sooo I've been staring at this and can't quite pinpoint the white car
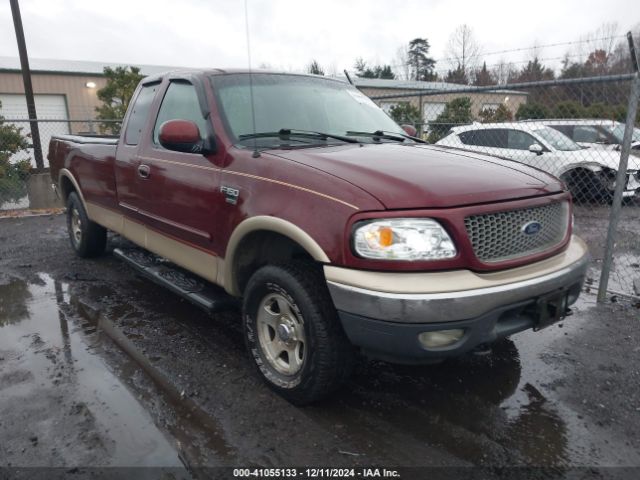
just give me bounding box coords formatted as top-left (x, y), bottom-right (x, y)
top-left (436, 122), bottom-right (640, 202)
top-left (523, 119), bottom-right (640, 151)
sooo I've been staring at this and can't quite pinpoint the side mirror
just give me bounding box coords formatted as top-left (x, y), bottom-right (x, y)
top-left (159, 119), bottom-right (214, 154)
top-left (528, 143), bottom-right (543, 155)
top-left (401, 124), bottom-right (418, 137)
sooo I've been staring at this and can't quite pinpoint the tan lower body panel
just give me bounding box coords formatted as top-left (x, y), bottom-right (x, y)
top-left (86, 202), bottom-right (220, 285)
top-left (324, 235), bottom-right (588, 294)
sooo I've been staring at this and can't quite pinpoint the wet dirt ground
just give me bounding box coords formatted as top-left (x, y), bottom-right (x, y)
top-left (1, 214), bottom-right (639, 476)
top-left (572, 204), bottom-right (640, 296)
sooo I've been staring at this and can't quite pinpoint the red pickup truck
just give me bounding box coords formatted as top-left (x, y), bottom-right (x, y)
top-left (49, 70), bottom-right (589, 404)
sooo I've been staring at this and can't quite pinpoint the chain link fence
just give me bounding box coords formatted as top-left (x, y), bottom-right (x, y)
top-left (0, 118), bottom-right (119, 210)
top-left (2, 75), bottom-right (639, 300)
top-left (372, 72), bottom-right (640, 299)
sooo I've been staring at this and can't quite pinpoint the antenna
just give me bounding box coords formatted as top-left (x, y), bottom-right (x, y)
top-left (344, 69), bottom-right (354, 85)
top-left (244, 0), bottom-right (260, 158)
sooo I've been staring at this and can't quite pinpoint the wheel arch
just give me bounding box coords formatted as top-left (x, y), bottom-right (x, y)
top-left (223, 216), bottom-right (330, 296)
top-left (557, 162), bottom-right (610, 177)
top-left (58, 169), bottom-right (87, 209)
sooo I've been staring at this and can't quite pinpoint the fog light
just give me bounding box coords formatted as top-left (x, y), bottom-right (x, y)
top-left (418, 329), bottom-right (465, 348)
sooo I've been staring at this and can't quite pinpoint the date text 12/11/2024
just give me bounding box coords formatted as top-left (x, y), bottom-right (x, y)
top-left (232, 468), bottom-right (401, 478)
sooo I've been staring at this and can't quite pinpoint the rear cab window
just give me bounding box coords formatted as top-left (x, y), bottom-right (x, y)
top-left (124, 83), bottom-right (159, 145)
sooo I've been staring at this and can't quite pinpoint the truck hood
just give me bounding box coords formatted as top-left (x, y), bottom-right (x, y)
top-left (269, 143), bottom-right (564, 209)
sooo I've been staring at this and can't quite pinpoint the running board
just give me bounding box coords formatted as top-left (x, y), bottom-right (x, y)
top-left (113, 247), bottom-right (238, 314)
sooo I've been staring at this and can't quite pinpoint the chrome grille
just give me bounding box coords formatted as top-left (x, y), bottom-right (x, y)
top-left (464, 202), bottom-right (569, 263)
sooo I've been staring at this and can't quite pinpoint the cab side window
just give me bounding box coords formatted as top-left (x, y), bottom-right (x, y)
top-left (153, 81), bottom-right (209, 146)
top-left (124, 83), bottom-right (158, 145)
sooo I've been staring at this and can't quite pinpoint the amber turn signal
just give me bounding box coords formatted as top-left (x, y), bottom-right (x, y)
top-left (378, 227), bottom-right (394, 247)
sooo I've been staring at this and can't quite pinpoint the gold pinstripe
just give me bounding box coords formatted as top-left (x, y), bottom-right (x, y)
top-left (137, 155), bottom-right (360, 210)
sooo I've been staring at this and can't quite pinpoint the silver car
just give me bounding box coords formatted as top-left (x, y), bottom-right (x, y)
top-left (436, 122), bottom-right (640, 202)
top-left (523, 119), bottom-right (640, 151)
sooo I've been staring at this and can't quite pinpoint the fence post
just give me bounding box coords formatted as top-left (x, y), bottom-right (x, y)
top-left (597, 32), bottom-right (640, 302)
top-left (418, 94), bottom-right (424, 137)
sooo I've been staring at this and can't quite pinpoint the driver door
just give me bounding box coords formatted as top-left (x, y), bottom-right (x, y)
top-left (135, 79), bottom-right (224, 259)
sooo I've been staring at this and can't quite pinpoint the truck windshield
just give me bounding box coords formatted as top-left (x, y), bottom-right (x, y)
top-left (211, 73), bottom-right (406, 146)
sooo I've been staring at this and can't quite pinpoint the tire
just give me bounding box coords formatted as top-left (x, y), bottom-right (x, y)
top-left (66, 192), bottom-right (107, 258)
top-left (243, 262), bottom-right (354, 405)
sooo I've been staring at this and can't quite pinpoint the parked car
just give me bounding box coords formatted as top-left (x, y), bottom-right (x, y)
top-left (436, 122), bottom-right (640, 202)
top-left (522, 119), bottom-right (640, 151)
top-left (49, 71), bottom-right (588, 404)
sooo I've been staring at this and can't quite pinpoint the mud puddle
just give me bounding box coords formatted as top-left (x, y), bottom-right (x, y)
top-left (0, 273), bottom-right (230, 470)
top-left (304, 294), bottom-right (640, 467)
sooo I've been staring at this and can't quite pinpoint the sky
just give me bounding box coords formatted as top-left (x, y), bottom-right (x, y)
top-left (0, 0), bottom-right (638, 76)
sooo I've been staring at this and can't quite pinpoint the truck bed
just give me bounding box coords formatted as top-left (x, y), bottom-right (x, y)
top-left (48, 135), bottom-right (120, 212)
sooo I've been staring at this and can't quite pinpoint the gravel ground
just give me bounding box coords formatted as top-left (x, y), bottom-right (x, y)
top-left (0, 214), bottom-right (639, 479)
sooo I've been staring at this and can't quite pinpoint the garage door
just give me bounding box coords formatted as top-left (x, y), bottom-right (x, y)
top-left (0, 94), bottom-right (70, 168)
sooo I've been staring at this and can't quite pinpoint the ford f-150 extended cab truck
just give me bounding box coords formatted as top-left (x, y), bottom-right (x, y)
top-left (49, 70), bottom-right (589, 404)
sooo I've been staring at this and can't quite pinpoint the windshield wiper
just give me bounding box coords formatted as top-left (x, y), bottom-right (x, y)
top-left (239, 129), bottom-right (359, 144)
top-left (346, 130), bottom-right (405, 142)
top-left (346, 130), bottom-right (427, 143)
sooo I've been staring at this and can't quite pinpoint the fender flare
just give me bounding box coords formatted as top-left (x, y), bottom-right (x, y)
top-left (223, 216), bottom-right (330, 295)
top-left (58, 169), bottom-right (88, 209)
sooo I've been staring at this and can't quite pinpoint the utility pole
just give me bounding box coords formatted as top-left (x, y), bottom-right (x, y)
top-left (10, 0), bottom-right (44, 171)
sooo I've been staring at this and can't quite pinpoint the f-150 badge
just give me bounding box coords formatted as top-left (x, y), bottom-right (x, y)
top-left (220, 185), bottom-right (240, 205)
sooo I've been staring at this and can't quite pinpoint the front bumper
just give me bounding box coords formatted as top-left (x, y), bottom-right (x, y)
top-left (325, 236), bottom-right (589, 363)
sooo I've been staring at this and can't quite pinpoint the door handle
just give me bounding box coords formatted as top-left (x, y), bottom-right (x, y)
top-left (138, 164), bottom-right (150, 179)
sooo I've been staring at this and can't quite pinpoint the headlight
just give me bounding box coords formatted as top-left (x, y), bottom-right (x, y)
top-left (353, 218), bottom-right (456, 260)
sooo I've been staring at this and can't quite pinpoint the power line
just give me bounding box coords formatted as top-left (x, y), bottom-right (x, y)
top-left (434, 34), bottom-right (626, 64)
top-left (384, 35), bottom-right (626, 69)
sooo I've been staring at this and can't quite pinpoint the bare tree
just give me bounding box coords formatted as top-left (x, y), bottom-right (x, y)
top-left (444, 25), bottom-right (481, 78)
top-left (326, 61), bottom-right (339, 77)
top-left (567, 22), bottom-right (620, 67)
top-left (393, 45), bottom-right (411, 80)
top-left (607, 23), bottom-right (639, 73)
top-left (585, 22), bottom-right (620, 58)
top-left (491, 58), bottom-right (513, 86)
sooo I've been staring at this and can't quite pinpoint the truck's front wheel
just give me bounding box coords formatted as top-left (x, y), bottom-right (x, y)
top-left (66, 192), bottom-right (107, 258)
top-left (243, 262), bottom-right (354, 405)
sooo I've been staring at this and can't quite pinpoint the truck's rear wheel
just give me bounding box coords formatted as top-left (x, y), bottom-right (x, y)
top-left (243, 262), bottom-right (354, 405)
top-left (66, 192), bottom-right (107, 258)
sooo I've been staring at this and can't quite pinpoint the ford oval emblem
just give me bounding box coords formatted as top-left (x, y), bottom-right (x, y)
top-left (522, 221), bottom-right (542, 235)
